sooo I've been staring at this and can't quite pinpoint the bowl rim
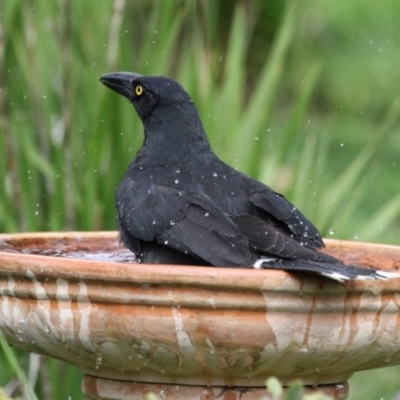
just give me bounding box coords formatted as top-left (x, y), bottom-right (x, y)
top-left (1, 231), bottom-right (400, 292)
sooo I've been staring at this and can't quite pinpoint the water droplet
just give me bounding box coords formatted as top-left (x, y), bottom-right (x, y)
top-left (170, 220), bottom-right (175, 225)
top-left (340, 143), bottom-right (344, 147)
top-left (354, 234), bottom-right (359, 239)
top-left (213, 172), bottom-right (218, 177)
top-left (164, 240), bottom-right (169, 245)
top-left (204, 213), bottom-right (209, 217)
top-left (329, 229), bottom-right (335, 235)
top-left (174, 179), bottom-right (179, 184)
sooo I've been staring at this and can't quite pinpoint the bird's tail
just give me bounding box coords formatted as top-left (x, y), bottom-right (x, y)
top-left (256, 258), bottom-right (400, 282)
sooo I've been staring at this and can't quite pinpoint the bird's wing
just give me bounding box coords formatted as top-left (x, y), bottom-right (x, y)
top-left (250, 190), bottom-right (324, 250)
top-left (117, 182), bottom-right (256, 266)
top-left (230, 213), bottom-right (338, 263)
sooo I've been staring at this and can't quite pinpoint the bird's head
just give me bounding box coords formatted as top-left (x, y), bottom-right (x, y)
top-left (100, 72), bottom-right (194, 120)
top-left (100, 71), bottom-right (211, 158)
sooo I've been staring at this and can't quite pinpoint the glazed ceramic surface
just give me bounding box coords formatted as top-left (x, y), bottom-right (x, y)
top-left (0, 232), bottom-right (400, 386)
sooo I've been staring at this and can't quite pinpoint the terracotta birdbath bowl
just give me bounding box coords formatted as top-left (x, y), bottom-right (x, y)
top-left (1, 231), bottom-right (400, 400)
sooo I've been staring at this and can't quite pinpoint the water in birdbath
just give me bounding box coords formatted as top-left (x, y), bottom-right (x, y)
top-left (0, 234), bottom-right (136, 263)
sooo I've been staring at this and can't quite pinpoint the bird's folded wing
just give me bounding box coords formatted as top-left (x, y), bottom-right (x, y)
top-left (230, 213), bottom-right (339, 264)
top-left (118, 183), bottom-right (256, 267)
top-left (250, 190), bottom-right (324, 249)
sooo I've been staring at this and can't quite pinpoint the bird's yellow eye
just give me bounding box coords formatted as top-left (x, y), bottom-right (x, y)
top-left (135, 85), bottom-right (144, 96)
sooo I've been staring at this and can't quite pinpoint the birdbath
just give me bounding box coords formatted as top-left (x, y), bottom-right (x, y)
top-left (1, 232), bottom-right (400, 400)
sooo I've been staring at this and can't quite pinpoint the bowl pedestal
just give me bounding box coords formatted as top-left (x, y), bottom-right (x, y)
top-left (82, 376), bottom-right (349, 399)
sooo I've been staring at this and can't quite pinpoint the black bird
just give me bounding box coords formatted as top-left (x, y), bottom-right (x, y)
top-left (100, 72), bottom-right (394, 282)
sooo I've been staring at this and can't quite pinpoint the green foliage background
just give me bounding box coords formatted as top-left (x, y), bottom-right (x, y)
top-left (0, 0), bottom-right (400, 399)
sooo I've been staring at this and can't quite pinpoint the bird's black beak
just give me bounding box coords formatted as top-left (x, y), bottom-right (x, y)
top-left (100, 72), bottom-right (142, 100)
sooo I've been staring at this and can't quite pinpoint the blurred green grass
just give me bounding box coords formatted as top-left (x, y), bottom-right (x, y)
top-left (1, 0), bottom-right (400, 399)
